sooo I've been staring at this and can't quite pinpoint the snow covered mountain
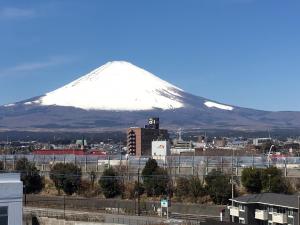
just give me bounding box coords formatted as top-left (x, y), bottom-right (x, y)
top-left (1, 61), bottom-right (300, 131)
top-left (35, 61), bottom-right (185, 111)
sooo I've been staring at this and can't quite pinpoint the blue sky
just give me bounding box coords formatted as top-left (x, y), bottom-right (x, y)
top-left (0, 0), bottom-right (299, 111)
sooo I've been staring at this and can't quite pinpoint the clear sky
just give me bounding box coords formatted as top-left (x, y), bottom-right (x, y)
top-left (0, 0), bottom-right (299, 111)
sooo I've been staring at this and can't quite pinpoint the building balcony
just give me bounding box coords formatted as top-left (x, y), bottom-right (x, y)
top-left (255, 209), bottom-right (268, 221)
top-left (272, 212), bottom-right (287, 224)
top-left (229, 206), bottom-right (239, 217)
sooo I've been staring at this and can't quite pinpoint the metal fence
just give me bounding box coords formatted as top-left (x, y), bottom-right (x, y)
top-left (1, 154), bottom-right (300, 178)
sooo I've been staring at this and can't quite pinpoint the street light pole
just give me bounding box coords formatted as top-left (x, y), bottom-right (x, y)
top-left (268, 145), bottom-right (275, 167)
top-left (231, 148), bottom-right (234, 206)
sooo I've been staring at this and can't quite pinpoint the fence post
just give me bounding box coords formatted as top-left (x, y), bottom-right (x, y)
top-left (284, 158), bottom-right (287, 177)
top-left (85, 155), bottom-right (87, 172)
top-left (12, 155), bottom-right (15, 171)
top-left (206, 157), bottom-right (209, 175)
top-left (3, 155), bottom-right (6, 170)
top-left (96, 157), bottom-right (99, 172)
top-left (192, 155), bottom-right (195, 176)
top-left (178, 155), bottom-right (181, 175)
top-left (236, 156), bottom-right (238, 176)
top-left (221, 156), bottom-right (223, 172)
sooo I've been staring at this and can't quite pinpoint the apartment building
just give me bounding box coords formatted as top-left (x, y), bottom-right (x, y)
top-left (229, 193), bottom-right (299, 225)
top-left (127, 118), bottom-right (169, 156)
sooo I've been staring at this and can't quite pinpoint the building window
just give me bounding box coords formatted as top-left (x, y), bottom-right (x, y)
top-left (288, 209), bottom-right (293, 217)
top-left (239, 205), bottom-right (245, 211)
top-left (277, 207), bottom-right (285, 214)
top-left (0, 207), bottom-right (8, 225)
top-left (268, 206), bottom-right (272, 213)
top-left (239, 218), bottom-right (245, 224)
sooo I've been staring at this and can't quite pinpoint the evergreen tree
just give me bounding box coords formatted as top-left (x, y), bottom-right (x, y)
top-left (16, 158), bottom-right (44, 194)
top-left (50, 163), bottom-right (81, 195)
top-left (241, 168), bottom-right (263, 193)
top-left (99, 167), bottom-right (121, 198)
top-left (142, 158), bottom-right (169, 197)
top-left (262, 167), bottom-right (291, 193)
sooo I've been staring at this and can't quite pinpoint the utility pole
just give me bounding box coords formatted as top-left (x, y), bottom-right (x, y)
top-left (231, 148), bottom-right (234, 206)
top-left (137, 168), bottom-right (140, 216)
top-left (298, 196), bottom-right (300, 225)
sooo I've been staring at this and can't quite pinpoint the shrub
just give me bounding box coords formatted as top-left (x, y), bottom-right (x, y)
top-left (122, 181), bottom-right (144, 199)
top-left (175, 177), bottom-right (190, 198)
top-left (189, 176), bottom-right (205, 200)
top-left (205, 169), bottom-right (232, 205)
top-left (0, 161), bottom-right (4, 171)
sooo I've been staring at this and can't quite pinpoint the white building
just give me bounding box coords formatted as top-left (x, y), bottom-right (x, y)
top-left (152, 140), bottom-right (170, 157)
top-left (0, 173), bottom-right (23, 225)
top-left (253, 138), bottom-right (272, 146)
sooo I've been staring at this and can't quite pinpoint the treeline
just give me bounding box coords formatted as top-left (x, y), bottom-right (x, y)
top-left (0, 158), bottom-right (234, 204)
top-left (241, 167), bottom-right (293, 194)
top-left (0, 158), bottom-right (294, 205)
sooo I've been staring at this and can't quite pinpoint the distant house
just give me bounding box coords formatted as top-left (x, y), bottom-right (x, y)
top-left (229, 193), bottom-right (299, 225)
top-left (253, 138), bottom-right (272, 147)
top-left (0, 173), bottom-right (23, 225)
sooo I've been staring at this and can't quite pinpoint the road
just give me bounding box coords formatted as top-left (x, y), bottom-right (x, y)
top-left (24, 206), bottom-right (180, 225)
top-left (25, 194), bottom-right (223, 217)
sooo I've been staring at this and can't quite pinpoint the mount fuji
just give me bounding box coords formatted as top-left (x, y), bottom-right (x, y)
top-left (1, 61), bottom-right (300, 132)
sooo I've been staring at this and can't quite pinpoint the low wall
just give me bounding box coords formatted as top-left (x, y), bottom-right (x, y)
top-left (39, 218), bottom-right (119, 225)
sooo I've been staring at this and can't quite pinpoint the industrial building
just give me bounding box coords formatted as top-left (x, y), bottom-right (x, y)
top-left (127, 118), bottom-right (169, 156)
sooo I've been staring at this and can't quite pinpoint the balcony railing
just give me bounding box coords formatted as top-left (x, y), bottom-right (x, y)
top-left (272, 212), bottom-right (287, 224)
top-left (229, 206), bottom-right (239, 217)
top-left (255, 209), bottom-right (268, 221)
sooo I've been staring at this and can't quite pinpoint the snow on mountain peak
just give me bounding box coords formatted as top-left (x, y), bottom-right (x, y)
top-left (204, 101), bottom-right (234, 111)
top-left (38, 61), bottom-right (185, 111)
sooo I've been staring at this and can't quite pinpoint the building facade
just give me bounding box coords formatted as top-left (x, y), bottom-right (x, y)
top-left (229, 193), bottom-right (299, 225)
top-left (0, 173), bottom-right (23, 225)
top-left (127, 118), bottom-right (169, 156)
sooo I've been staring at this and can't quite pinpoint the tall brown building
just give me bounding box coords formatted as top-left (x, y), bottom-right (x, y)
top-left (127, 118), bottom-right (169, 156)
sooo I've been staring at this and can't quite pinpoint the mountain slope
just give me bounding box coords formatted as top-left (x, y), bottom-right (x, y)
top-left (1, 61), bottom-right (300, 132)
top-left (27, 61), bottom-right (185, 111)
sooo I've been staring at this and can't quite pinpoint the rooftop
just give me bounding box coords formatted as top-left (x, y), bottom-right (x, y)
top-left (231, 193), bottom-right (300, 209)
top-left (0, 173), bottom-right (21, 183)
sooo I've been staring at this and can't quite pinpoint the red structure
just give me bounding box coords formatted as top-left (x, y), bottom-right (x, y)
top-left (32, 149), bottom-right (106, 156)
